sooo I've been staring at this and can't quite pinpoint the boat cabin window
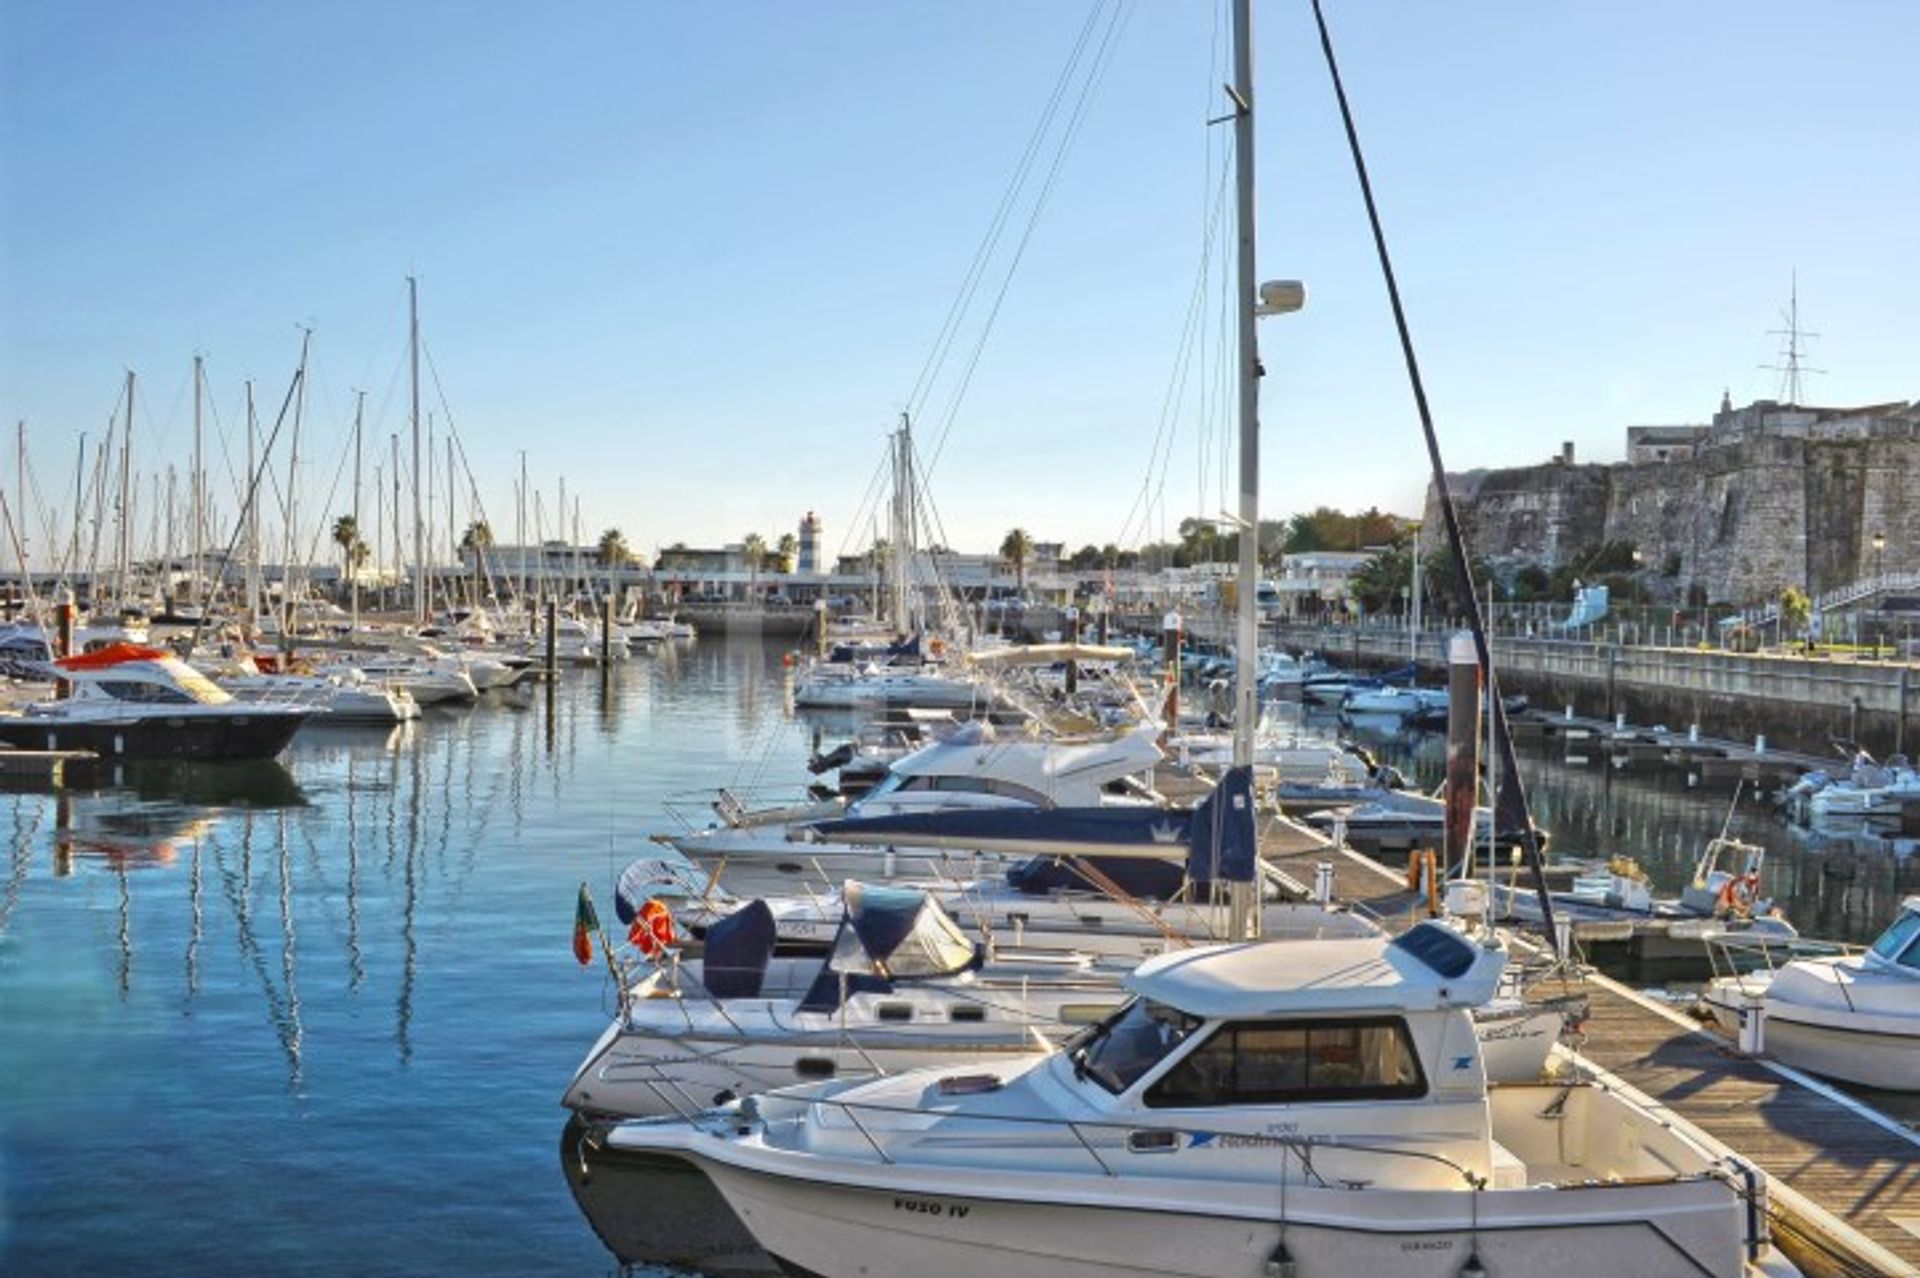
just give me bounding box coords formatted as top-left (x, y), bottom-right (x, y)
top-left (97, 680), bottom-right (196, 705)
top-left (1869, 911), bottom-right (1920, 968)
top-left (1145, 1016), bottom-right (1426, 1108)
top-left (1069, 999), bottom-right (1200, 1095)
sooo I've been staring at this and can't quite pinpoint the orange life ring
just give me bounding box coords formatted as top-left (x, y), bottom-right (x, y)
top-left (1717, 874), bottom-right (1759, 916)
top-left (629, 897), bottom-right (676, 957)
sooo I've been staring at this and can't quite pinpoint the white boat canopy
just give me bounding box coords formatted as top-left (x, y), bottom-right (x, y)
top-left (1125, 921), bottom-right (1505, 1018)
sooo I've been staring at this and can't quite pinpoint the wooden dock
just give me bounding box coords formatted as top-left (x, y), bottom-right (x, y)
top-left (1510, 707), bottom-right (1831, 790)
top-left (1258, 814), bottom-right (1920, 1278)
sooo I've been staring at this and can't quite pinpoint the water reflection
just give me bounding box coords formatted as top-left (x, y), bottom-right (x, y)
top-left (560, 1116), bottom-right (773, 1277)
top-left (1288, 703), bottom-right (1918, 945)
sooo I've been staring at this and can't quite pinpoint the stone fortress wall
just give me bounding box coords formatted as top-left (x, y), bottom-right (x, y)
top-left (1426, 396), bottom-right (1920, 604)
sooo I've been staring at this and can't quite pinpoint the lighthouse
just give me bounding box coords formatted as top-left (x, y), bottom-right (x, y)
top-left (798, 511), bottom-right (822, 575)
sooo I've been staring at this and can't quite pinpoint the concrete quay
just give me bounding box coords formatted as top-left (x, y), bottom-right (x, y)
top-left (1262, 619), bottom-right (1918, 759)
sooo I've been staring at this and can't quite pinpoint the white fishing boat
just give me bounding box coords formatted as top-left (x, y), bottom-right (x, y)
top-left (562, 883), bottom-right (1127, 1118)
top-left (1699, 896), bottom-right (1920, 1091)
top-left (607, 922), bottom-right (1785, 1277)
top-left (1490, 836), bottom-right (1797, 944)
top-left (1794, 753), bottom-right (1920, 823)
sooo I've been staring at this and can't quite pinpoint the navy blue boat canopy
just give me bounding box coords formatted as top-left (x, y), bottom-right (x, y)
top-left (700, 899), bottom-right (777, 999)
top-left (1186, 765), bottom-right (1257, 885)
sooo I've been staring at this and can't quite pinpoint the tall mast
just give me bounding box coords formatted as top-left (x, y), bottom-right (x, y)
top-left (446, 433), bottom-right (456, 609)
top-left (1228, 0), bottom-right (1261, 941)
top-left (284, 328), bottom-right (311, 634)
top-left (70, 432), bottom-right (85, 587)
top-left (192, 353), bottom-right (204, 614)
top-left (409, 276), bottom-right (425, 625)
top-left (890, 417), bottom-right (912, 634)
top-left (391, 434), bottom-right (402, 613)
top-left (15, 421), bottom-right (26, 576)
top-left (351, 390), bottom-right (365, 633)
top-left (246, 381), bottom-right (261, 627)
top-left (517, 451), bottom-right (528, 610)
top-left (118, 370), bottom-right (135, 609)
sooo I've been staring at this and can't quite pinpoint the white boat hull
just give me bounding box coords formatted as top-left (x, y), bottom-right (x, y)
top-left (656, 1137), bottom-right (1759, 1278)
top-left (1702, 979), bottom-right (1920, 1091)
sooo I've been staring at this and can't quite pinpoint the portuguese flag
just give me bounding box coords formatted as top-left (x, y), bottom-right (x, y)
top-left (572, 883), bottom-right (598, 967)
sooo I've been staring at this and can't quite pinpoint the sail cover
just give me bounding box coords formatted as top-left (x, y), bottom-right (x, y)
top-left (699, 899), bottom-right (777, 999)
top-left (1187, 766), bottom-right (1257, 884)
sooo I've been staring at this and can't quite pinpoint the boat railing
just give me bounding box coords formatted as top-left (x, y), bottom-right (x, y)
top-left (658, 785), bottom-right (836, 834)
top-left (1703, 930), bottom-right (1859, 983)
top-left (749, 1087), bottom-right (1495, 1190)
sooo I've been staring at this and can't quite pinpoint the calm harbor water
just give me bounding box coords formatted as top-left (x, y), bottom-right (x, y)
top-left (2, 643), bottom-right (1915, 1275)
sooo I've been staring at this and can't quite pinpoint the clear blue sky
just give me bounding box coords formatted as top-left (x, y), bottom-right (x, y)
top-left (3, 1), bottom-right (1915, 569)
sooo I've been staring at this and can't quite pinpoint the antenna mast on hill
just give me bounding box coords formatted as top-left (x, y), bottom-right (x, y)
top-left (1762, 270), bottom-right (1825, 406)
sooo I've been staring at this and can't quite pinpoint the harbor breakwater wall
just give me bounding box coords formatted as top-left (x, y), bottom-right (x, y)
top-left (1266, 620), bottom-right (1918, 759)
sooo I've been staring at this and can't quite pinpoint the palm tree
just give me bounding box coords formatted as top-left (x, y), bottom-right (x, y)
top-left (775, 532), bottom-right (798, 573)
top-left (742, 532), bottom-right (767, 598)
top-left (332, 515), bottom-right (363, 579)
top-left (1000, 527), bottom-right (1034, 595)
top-left (459, 519), bottom-right (493, 557)
top-left (597, 527), bottom-right (631, 569)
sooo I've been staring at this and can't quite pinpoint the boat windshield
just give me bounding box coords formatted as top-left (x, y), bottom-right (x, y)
top-left (1869, 910), bottom-right (1920, 967)
top-left (1068, 998), bottom-right (1200, 1096)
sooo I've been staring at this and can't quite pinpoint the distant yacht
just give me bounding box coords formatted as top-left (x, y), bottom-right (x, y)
top-left (0, 642), bottom-right (312, 760)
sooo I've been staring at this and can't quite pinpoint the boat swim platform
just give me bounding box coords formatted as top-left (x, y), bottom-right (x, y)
top-left (1257, 815), bottom-right (1920, 1278)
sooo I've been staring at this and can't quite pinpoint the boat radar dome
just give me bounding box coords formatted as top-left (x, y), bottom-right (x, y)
top-left (1256, 278), bottom-right (1307, 316)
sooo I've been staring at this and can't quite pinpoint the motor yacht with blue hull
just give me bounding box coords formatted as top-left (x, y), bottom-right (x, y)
top-left (661, 720), bottom-right (1166, 896)
top-left (0, 643), bottom-right (312, 761)
top-left (608, 923), bottom-right (1792, 1278)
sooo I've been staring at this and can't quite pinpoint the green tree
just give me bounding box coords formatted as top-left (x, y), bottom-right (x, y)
top-left (458, 519), bottom-right (493, 555)
top-left (775, 532), bottom-right (798, 572)
top-left (1350, 546), bottom-right (1413, 614)
top-left (1000, 527), bottom-right (1034, 593)
top-left (332, 515), bottom-right (370, 576)
top-left (597, 527), bottom-right (631, 568)
top-left (742, 532), bottom-right (767, 596)
top-left (1778, 585), bottom-right (1812, 644)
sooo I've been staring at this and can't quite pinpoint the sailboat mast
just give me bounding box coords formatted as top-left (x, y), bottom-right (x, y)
top-left (1227, 0), bottom-right (1262, 941)
top-left (284, 328), bottom-right (311, 635)
top-left (246, 381), bottom-right (261, 627)
top-left (118, 370), bottom-right (134, 609)
top-left (192, 353), bottom-right (203, 615)
top-left (409, 276), bottom-right (425, 625)
top-left (890, 418), bottom-right (911, 635)
top-left (352, 390), bottom-right (365, 633)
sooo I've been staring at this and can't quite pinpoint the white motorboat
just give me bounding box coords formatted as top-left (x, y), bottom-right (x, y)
top-left (661, 720), bottom-right (1166, 895)
top-left (612, 854), bottom-right (1564, 1088)
top-left (318, 652), bottom-right (478, 705)
top-left (1700, 895), bottom-right (1920, 1091)
top-left (211, 662), bottom-right (420, 724)
top-left (793, 661), bottom-right (991, 711)
top-left (1490, 836), bottom-right (1797, 943)
top-left (1797, 753), bottom-right (1920, 823)
top-left (0, 642), bottom-right (312, 760)
top-left (607, 922), bottom-right (1785, 1277)
top-left (562, 883), bottom-right (1127, 1118)
top-left (1342, 684), bottom-right (1447, 719)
